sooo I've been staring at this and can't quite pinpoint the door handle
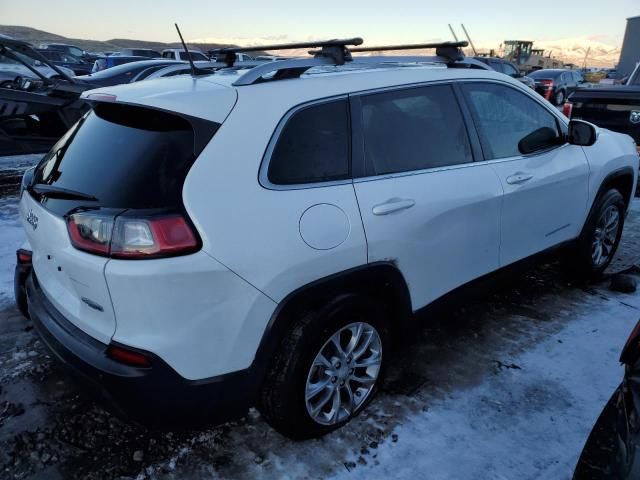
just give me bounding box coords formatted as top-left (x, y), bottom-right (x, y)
top-left (506, 173), bottom-right (534, 185)
top-left (372, 198), bottom-right (415, 216)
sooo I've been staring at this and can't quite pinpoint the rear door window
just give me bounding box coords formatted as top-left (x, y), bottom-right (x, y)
top-left (267, 99), bottom-right (350, 185)
top-left (462, 82), bottom-right (561, 159)
top-left (360, 85), bottom-right (473, 175)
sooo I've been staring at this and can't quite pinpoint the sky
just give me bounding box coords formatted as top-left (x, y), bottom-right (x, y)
top-left (0, 0), bottom-right (638, 48)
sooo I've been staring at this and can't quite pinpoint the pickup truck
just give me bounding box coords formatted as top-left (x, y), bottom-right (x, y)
top-left (564, 66), bottom-right (640, 148)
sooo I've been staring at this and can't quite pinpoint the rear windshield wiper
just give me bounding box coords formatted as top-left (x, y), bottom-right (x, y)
top-left (29, 184), bottom-right (98, 202)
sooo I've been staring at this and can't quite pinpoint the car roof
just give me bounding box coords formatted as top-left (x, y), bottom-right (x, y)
top-left (84, 62), bottom-right (516, 122)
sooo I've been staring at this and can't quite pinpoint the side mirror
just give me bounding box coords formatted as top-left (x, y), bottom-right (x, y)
top-left (518, 127), bottom-right (560, 154)
top-left (568, 119), bottom-right (597, 146)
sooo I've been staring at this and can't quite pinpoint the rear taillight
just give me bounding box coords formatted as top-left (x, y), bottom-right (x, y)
top-left (562, 102), bottom-right (573, 118)
top-left (540, 79), bottom-right (554, 87)
top-left (16, 249), bottom-right (32, 265)
top-left (620, 319), bottom-right (640, 365)
top-left (111, 215), bottom-right (198, 259)
top-left (66, 211), bottom-right (199, 259)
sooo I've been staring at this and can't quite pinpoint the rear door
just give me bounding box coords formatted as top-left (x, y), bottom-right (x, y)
top-left (352, 84), bottom-right (503, 310)
top-left (461, 81), bottom-right (589, 266)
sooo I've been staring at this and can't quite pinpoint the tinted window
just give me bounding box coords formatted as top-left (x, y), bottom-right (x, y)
top-left (528, 70), bottom-right (562, 79)
top-left (32, 103), bottom-right (218, 215)
top-left (361, 85), bottom-right (472, 175)
top-left (503, 63), bottom-right (519, 76)
top-left (462, 83), bottom-right (561, 159)
top-left (268, 100), bottom-right (350, 185)
top-left (180, 52), bottom-right (208, 61)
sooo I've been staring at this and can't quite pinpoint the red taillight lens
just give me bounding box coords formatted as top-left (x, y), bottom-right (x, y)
top-left (67, 212), bottom-right (114, 256)
top-left (16, 249), bottom-right (32, 264)
top-left (621, 319), bottom-right (640, 365)
top-left (66, 211), bottom-right (198, 259)
top-left (541, 79), bottom-right (554, 87)
top-left (562, 102), bottom-right (573, 118)
top-left (111, 215), bottom-right (198, 259)
top-left (106, 344), bottom-right (151, 367)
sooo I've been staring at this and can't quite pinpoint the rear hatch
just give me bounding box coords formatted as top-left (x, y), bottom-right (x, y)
top-left (569, 86), bottom-right (640, 143)
top-left (20, 100), bottom-right (220, 343)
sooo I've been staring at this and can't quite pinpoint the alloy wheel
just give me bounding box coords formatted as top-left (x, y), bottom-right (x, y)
top-left (305, 322), bottom-right (382, 426)
top-left (592, 204), bottom-right (620, 267)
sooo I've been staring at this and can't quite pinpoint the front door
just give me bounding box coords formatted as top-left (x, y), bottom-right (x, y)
top-left (461, 82), bottom-right (589, 266)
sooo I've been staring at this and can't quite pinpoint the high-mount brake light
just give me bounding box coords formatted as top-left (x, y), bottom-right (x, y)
top-left (562, 102), bottom-right (573, 118)
top-left (66, 211), bottom-right (199, 259)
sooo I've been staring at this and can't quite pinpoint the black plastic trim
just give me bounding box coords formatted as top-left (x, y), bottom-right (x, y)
top-left (26, 273), bottom-right (256, 427)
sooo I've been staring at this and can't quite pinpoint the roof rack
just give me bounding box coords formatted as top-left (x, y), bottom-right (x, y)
top-left (349, 41), bottom-right (468, 62)
top-left (209, 37), bottom-right (363, 67)
top-left (212, 38), bottom-right (470, 86)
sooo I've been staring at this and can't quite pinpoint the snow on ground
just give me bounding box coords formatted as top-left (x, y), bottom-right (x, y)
top-left (333, 287), bottom-right (639, 480)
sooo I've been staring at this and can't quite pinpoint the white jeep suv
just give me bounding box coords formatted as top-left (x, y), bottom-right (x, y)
top-left (14, 39), bottom-right (639, 439)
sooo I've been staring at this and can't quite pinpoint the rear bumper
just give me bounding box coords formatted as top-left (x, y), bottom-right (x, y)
top-left (26, 273), bottom-right (256, 427)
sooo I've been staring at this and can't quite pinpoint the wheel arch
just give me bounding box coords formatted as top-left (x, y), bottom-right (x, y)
top-left (248, 262), bottom-right (412, 390)
top-left (595, 166), bottom-right (635, 209)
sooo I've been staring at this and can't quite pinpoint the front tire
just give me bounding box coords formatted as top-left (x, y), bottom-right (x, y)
top-left (258, 295), bottom-right (389, 439)
top-left (572, 189), bottom-right (625, 276)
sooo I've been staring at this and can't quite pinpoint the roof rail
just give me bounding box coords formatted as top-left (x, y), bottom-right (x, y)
top-left (209, 37), bottom-right (363, 66)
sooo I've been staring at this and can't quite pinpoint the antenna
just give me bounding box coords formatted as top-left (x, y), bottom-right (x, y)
top-left (460, 24), bottom-right (477, 56)
top-left (174, 23), bottom-right (208, 76)
top-left (448, 24), bottom-right (459, 42)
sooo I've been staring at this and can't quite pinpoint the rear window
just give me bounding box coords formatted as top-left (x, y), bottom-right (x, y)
top-left (180, 52), bottom-right (208, 61)
top-left (32, 103), bottom-right (218, 214)
top-left (267, 100), bottom-right (350, 185)
top-left (528, 70), bottom-right (562, 79)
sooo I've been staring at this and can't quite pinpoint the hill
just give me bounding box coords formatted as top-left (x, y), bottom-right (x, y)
top-left (0, 25), bottom-right (236, 53)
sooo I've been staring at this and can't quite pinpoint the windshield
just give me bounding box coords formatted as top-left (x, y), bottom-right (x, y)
top-left (0, 50), bottom-right (37, 66)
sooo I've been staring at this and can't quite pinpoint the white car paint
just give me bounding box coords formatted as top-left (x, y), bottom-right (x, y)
top-left (25, 63), bottom-right (639, 383)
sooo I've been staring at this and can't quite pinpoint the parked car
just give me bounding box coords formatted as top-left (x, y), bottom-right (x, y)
top-left (0, 49), bottom-right (75, 82)
top-left (573, 318), bottom-right (640, 479)
top-left (564, 65), bottom-right (640, 169)
top-left (14, 40), bottom-right (638, 440)
top-left (35, 49), bottom-right (93, 75)
top-left (133, 61), bottom-right (224, 81)
top-left (0, 36), bottom-right (95, 155)
top-left (113, 48), bottom-right (162, 59)
top-left (91, 55), bottom-right (149, 73)
top-left (473, 56), bottom-right (535, 88)
top-left (39, 43), bottom-right (101, 62)
top-left (529, 69), bottom-right (586, 105)
top-left (161, 49), bottom-right (210, 61)
top-left (208, 50), bottom-right (254, 62)
top-left (77, 59), bottom-right (184, 86)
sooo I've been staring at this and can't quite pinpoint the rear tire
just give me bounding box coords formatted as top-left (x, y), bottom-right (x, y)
top-left (258, 295), bottom-right (389, 440)
top-left (571, 189), bottom-right (625, 277)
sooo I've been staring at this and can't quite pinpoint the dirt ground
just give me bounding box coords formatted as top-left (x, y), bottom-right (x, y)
top-left (1, 184), bottom-right (639, 479)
